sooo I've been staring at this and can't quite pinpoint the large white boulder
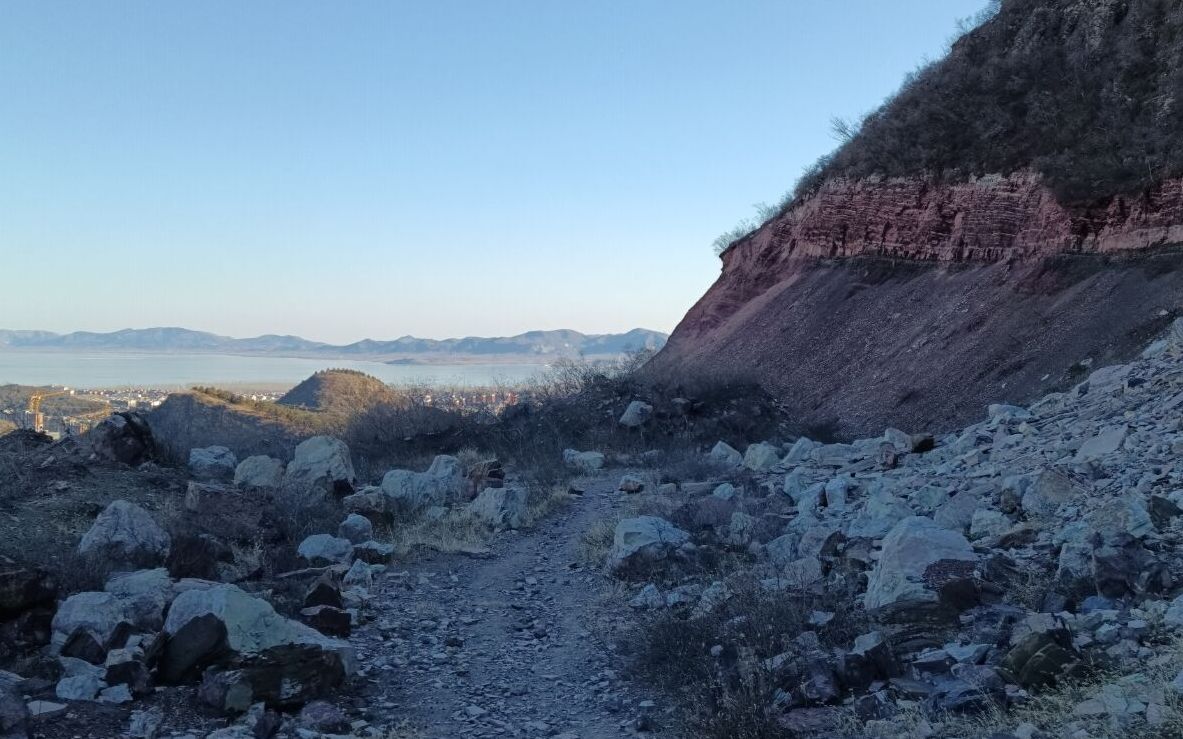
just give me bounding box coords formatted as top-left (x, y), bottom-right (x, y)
top-left (161, 583), bottom-right (354, 685)
top-left (78, 501), bottom-right (170, 571)
top-left (282, 436), bottom-right (356, 504)
top-left (467, 486), bottom-right (529, 529)
top-left (380, 455), bottom-right (465, 511)
top-left (864, 517), bottom-right (977, 622)
top-left (606, 516), bottom-right (690, 576)
top-left (234, 455), bottom-right (284, 490)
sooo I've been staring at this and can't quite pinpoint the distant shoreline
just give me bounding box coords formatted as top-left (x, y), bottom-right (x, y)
top-left (0, 347), bottom-right (623, 366)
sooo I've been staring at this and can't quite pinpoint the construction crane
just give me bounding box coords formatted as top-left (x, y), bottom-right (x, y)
top-left (27, 388), bottom-right (70, 433)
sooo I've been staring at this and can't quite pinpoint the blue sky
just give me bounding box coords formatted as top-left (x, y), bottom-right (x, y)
top-left (0, 1), bottom-right (987, 343)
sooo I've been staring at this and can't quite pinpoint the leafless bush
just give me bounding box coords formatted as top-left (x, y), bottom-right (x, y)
top-left (630, 576), bottom-right (869, 737)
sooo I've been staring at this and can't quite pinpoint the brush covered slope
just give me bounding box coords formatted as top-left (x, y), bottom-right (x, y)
top-left (648, 0), bottom-right (1183, 439)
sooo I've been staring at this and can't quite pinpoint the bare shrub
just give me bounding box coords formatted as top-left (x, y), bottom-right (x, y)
top-left (629, 576), bottom-right (869, 736)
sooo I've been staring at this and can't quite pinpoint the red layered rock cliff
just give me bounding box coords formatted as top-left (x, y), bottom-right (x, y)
top-left (648, 173), bottom-right (1183, 438)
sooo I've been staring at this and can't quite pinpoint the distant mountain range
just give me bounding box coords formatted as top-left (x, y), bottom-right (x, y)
top-left (0, 327), bottom-right (667, 362)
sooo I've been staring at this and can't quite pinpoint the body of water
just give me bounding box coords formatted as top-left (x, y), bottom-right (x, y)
top-left (0, 351), bottom-right (548, 389)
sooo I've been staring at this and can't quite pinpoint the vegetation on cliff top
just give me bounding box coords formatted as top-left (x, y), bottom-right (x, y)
top-left (801, 0), bottom-right (1183, 204)
top-left (714, 0), bottom-right (1183, 257)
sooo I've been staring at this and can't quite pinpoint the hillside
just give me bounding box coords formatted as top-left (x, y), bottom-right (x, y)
top-left (0, 326), bottom-right (667, 360)
top-left (277, 369), bottom-right (400, 414)
top-left (648, 0), bottom-right (1183, 438)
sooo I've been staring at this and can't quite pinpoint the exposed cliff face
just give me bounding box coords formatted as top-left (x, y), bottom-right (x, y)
top-left (649, 174), bottom-right (1183, 438)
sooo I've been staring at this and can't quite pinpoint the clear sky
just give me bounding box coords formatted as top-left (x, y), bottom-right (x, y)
top-left (0, 1), bottom-right (987, 343)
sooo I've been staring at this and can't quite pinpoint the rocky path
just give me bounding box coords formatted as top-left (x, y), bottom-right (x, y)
top-left (347, 474), bottom-right (665, 738)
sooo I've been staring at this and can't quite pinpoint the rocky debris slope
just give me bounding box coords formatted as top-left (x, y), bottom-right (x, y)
top-left (620, 321), bottom-right (1183, 736)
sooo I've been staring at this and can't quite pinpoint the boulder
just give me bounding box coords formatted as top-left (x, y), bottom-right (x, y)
top-left (1001, 619), bottom-right (1080, 688)
top-left (618, 400), bottom-right (653, 428)
top-left (467, 486), bottom-right (528, 529)
top-left (198, 643), bottom-right (349, 711)
top-left (50, 591), bottom-right (128, 653)
top-left (296, 535), bottom-right (354, 567)
top-left (85, 412), bottom-right (155, 466)
top-left (933, 491), bottom-right (978, 533)
top-left (606, 517), bottom-right (690, 577)
top-left (282, 436), bottom-right (356, 504)
top-left (708, 441), bottom-right (742, 467)
top-left (864, 517), bottom-right (978, 622)
top-left (969, 509), bottom-right (1010, 540)
top-left (743, 442), bottom-right (781, 472)
top-left (188, 446), bottom-right (238, 482)
top-left (562, 449), bottom-right (605, 472)
top-left (1073, 425), bottom-right (1128, 462)
top-left (342, 560), bottom-right (374, 590)
top-left (341, 486), bottom-right (389, 517)
top-left (233, 455), bottom-right (284, 491)
top-left (103, 568), bottom-right (175, 632)
top-left (336, 514), bottom-right (373, 545)
top-left (846, 490), bottom-right (912, 539)
top-left (1021, 469), bottom-right (1076, 520)
top-left (78, 501), bottom-right (171, 571)
top-left (380, 455), bottom-right (465, 511)
top-left (161, 583), bottom-right (354, 685)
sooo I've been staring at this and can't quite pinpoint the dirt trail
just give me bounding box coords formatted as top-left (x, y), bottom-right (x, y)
top-left (348, 474), bottom-right (667, 738)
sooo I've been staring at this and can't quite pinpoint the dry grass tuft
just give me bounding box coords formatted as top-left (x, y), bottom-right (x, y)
top-left (952, 637), bottom-right (1183, 739)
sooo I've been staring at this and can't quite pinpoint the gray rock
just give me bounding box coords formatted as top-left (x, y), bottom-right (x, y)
top-left (282, 436), bottom-right (356, 505)
top-left (188, 446), bottom-right (237, 482)
top-left (783, 437), bottom-right (818, 464)
top-left (765, 533), bottom-right (800, 568)
top-left (1021, 469), bottom-right (1076, 519)
top-left (56, 673), bottom-right (104, 701)
top-left (337, 514), bottom-right (373, 545)
top-left (744, 442), bottom-right (782, 472)
top-left (162, 583), bottom-right (354, 681)
top-left (233, 455), bottom-right (284, 491)
top-left (50, 591), bottom-right (129, 653)
top-left (467, 485), bottom-right (529, 529)
top-left (629, 584), bottom-right (664, 609)
top-left (708, 441), bottom-right (742, 467)
top-left (103, 568), bottom-right (175, 631)
top-left (618, 400), bottom-right (653, 428)
top-left (380, 455), bottom-right (465, 510)
top-left (1074, 425), bottom-right (1128, 462)
top-left (563, 449), bottom-right (605, 472)
top-left (846, 490), bottom-right (912, 539)
top-left (933, 490), bottom-right (978, 533)
top-left (297, 535), bottom-right (354, 566)
top-left (606, 517), bottom-right (690, 576)
top-left (78, 500), bottom-right (171, 571)
top-left (864, 517), bottom-right (977, 621)
top-left (968, 509), bottom-right (1009, 540)
top-left (127, 708), bottom-right (164, 739)
top-left (341, 560), bottom-right (373, 590)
